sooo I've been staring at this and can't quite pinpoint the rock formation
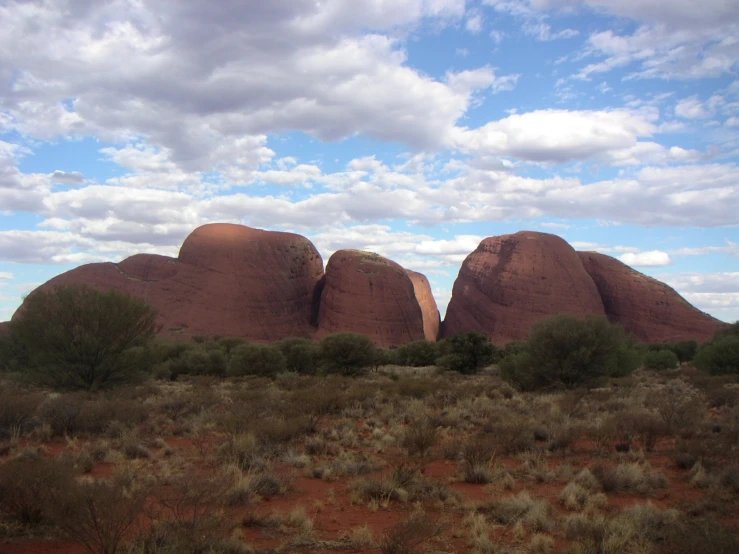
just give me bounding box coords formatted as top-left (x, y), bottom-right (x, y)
top-left (8, 224), bottom-right (723, 346)
top-left (578, 252), bottom-right (724, 343)
top-left (316, 250), bottom-right (428, 347)
top-left (14, 224), bottom-right (325, 342)
top-left (443, 231), bottom-right (606, 344)
top-left (407, 270), bottom-right (441, 341)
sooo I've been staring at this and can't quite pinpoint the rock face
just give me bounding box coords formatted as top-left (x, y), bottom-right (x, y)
top-left (15, 224), bottom-right (325, 342)
top-left (578, 252), bottom-right (724, 343)
top-left (406, 270), bottom-right (441, 341)
top-left (316, 250), bottom-right (428, 347)
top-left (443, 231), bottom-right (607, 344)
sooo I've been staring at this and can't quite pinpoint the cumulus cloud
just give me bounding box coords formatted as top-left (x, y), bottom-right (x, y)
top-left (0, 0), bottom-right (490, 170)
top-left (451, 108), bottom-right (658, 163)
top-left (617, 250), bottom-right (672, 267)
top-left (675, 96), bottom-right (711, 119)
top-left (51, 170), bottom-right (85, 185)
top-left (0, 272), bottom-right (13, 280)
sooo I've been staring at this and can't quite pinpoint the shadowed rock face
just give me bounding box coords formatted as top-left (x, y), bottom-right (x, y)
top-left (316, 250), bottom-right (428, 347)
top-left (407, 270), bottom-right (441, 341)
top-left (14, 224), bottom-right (325, 342)
top-left (443, 231), bottom-right (607, 344)
top-left (578, 252), bottom-right (725, 343)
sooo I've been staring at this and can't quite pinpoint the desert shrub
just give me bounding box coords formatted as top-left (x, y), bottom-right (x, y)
top-left (649, 380), bottom-right (706, 433)
top-left (394, 377), bottom-right (436, 399)
top-left (566, 504), bottom-right (680, 554)
top-left (275, 338), bottom-right (320, 374)
top-left (169, 348), bottom-right (227, 378)
top-left (500, 315), bottom-right (634, 391)
top-left (51, 473), bottom-right (148, 554)
top-left (436, 332), bottom-right (496, 374)
top-left (402, 423), bottom-right (438, 457)
top-left (0, 456), bottom-right (76, 527)
top-left (484, 491), bottom-right (553, 531)
top-left (0, 385), bottom-right (42, 439)
top-left (227, 343), bottom-right (286, 377)
top-left (379, 512), bottom-right (444, 554)
top-left (662, 516), bottom-right (739, 554)
top-left (694, 335), bottom-right (739, 376)
top-left (11, 285), bottom-right (158, 390)
top-left (460, 437), bottom-right (497, 484)
top-left (644, 349), bottom-right (679, 371)
top-left (402, 340), bottom-right (438, 367)
top-left (591, 462), bottom-right (668, 494)
top-left (145, 473), bottom-right (234, 553)
top-left (319, 333), bottom-right (377, 376)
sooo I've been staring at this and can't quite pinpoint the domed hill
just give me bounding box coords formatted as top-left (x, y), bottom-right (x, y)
top-left (316, 250), bottom-right (432, 347)
top-left (578, 252), bottom-right (725, 343)
top-left (443, 231), bottom-right (607, 344)
top-left (12, 223), bottom-right (325, 342)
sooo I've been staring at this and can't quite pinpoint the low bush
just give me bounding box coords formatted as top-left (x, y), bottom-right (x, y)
top-left (644, 349), bottom-right (680, 370)
top-left (0, 456), bottom-right (76, 527)
top-left (379, 512), bottom-right (444, 554)
top-left (228, 343), bottom-right (287, 377)
top-left (319, 333), bottom-right (377, 376)
top-left (436, 332), bottom-right (496, 374)
top-left (275, 338), bottom-right (320, 375)
top-left (694, 335), bottom-right (739, 376)
top-left (500, 315), bottom-right (637, 391)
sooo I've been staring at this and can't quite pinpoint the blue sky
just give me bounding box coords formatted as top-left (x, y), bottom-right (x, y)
top-left (1, 0), bottom-right (738, 323)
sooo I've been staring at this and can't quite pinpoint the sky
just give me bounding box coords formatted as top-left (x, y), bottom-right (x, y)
top-left (0, 0), bottom-right (738, 324)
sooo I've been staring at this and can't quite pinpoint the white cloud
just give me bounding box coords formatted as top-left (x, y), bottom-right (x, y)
top-left (465, 12), bottom-right (484, 33)
top-left (617, 250), bottom-right (672, 267)
top-left (659, 272), bottom-right (739, 294)
top-left (675, 96), bottom-right (711, 119)
top-left (523, 21), bottom-right (579, 41)
top-left (451, 108), bottom-right (658, 163)
top-left (0, 272), bottom-right (13, 280)
top-left (51, 170), bottom-right (85, 185)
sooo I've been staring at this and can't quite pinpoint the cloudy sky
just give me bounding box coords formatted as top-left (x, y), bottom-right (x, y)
top-left (1, 0), bottom-right (738, 323)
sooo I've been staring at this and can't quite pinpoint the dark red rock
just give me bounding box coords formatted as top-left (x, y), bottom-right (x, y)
top-left (316, 250), bottom-right (428, 347)
top-left (14, 223), bottom-right (324, 342)
top-left (406, 270), bottom-right (441, 341)
top-left (443, 231), bottom-right (606, 344)
top-left (578, 251), bottom-right (725, 343)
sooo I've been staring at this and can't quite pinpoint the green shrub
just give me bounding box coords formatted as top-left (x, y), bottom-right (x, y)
top-left (10, 285), bottom-right (158, 390)
top-left (644, 349), bottom-right (679, 370)
top-left (500, 315), bottom-right (633, 391)
top-left (227, 344), bottom-right (286, 377)
top-left (319, 333), bottom-right (376, 376)
top-left (275, 338), bottom-right (320, 374)
top-left (694, 335), bottom-right (739, 375)
top-left (436, 332), bottom-right (496, 374)
top-left (402, 340), bottom-right (438, 367)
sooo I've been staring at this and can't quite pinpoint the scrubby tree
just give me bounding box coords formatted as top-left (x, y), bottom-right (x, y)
top-left (500, 315), bottom-right (637, 391)
top-left (227, 343), bottom-right (286, 377)
top-left (436, 332), bottom-right (497, 374)
top-left (694, 334), bottom-right (739, 376)
top-left (402, 340), bottom-right (438, 367)
top-left (644, 349), bottom-right (680, 371)
top-left (319, 332), bottom-right (377, 376)
top-left (275, 337), bottom-right (320, 374)
top-left (10, 285), bottom-right (158, 390)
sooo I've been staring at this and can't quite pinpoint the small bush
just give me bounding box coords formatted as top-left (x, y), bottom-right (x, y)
top-left (402, 340), bottom-right (438, 367)
top-left (275, 338), bottom-right (320, 375)
top-left (379, 512), bottom-right (444, 554)
top-left (436, 333), bottom-right (496, 374)
top-left (228, 343), bottom-right (287, 377)
top-left (0, 457), bottom-right (76, 527)
top-left (319, 333), bottom-right (377, 376)
top-left (500, 315), bottom-right (635, 391)
top-left (644, 349), bottom-right (679, 370)
top-left (694, 335), bottom-right (739, 376)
